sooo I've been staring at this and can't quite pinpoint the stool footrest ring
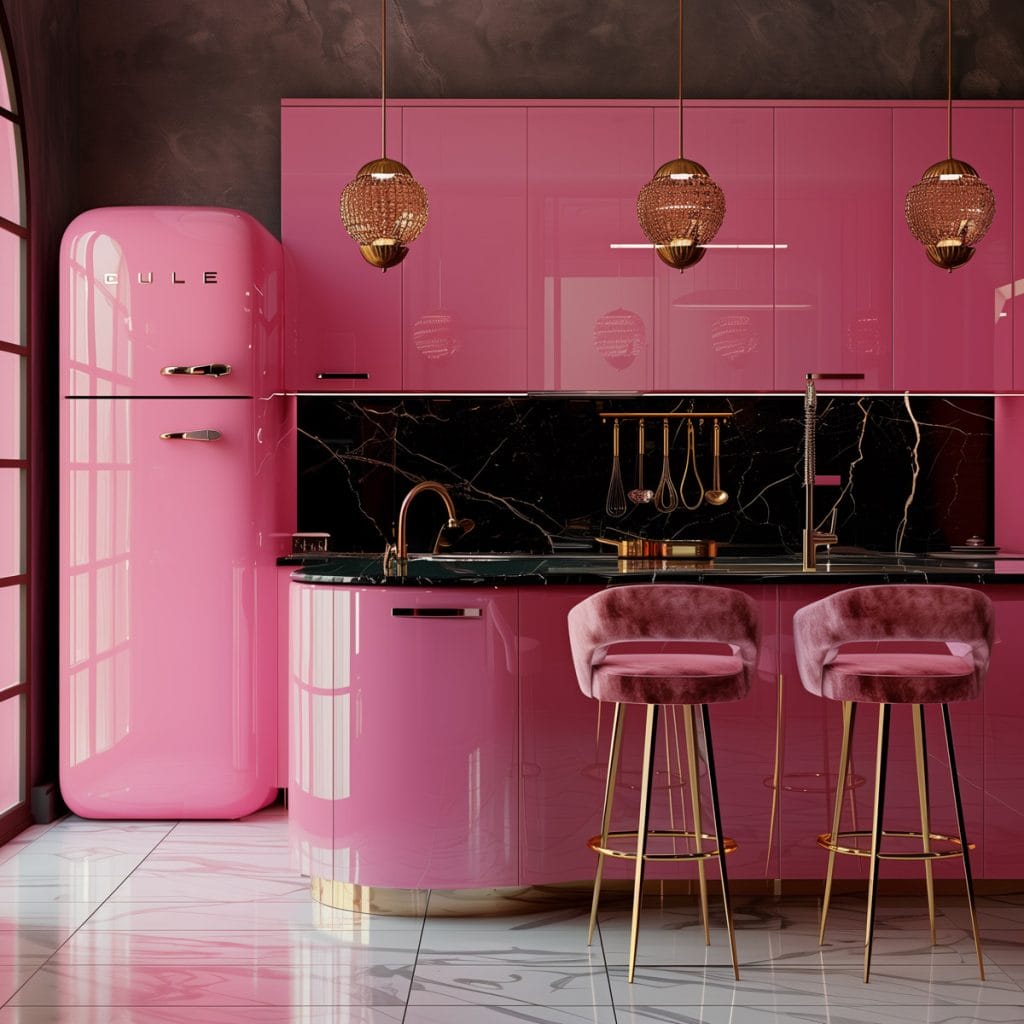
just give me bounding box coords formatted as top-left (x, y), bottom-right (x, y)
top-left (588, 829), bottom-right (738, 863)
top-left (817, 828), bottom-right (974, 860)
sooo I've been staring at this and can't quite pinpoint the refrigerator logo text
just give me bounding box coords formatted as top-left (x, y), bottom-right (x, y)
top-left (102, 271), bottom-right (219, 285)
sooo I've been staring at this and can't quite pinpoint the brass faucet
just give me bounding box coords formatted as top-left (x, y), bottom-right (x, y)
top-left (384, 481), bottom-right (461, 576)
top-left (802, 372), bottom-right (864, 571)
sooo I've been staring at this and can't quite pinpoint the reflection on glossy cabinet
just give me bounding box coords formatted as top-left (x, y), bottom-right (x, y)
top-left (288, 583), bottom-right (519, 889)
top-left (404, 107), bottom-right (527, 392)
top-left (527, 107), bottom-right (655, 392)
top-left (281, 103), bottom-right (403, 392)
top-left (893, 106), bottom-right (1013, 392)
top-left (1014, 110), bottom-right (1024, 392)
top-left (654, 106), bottom-right (774, 392)
top-left (774, 107), bottom-right (893, 392)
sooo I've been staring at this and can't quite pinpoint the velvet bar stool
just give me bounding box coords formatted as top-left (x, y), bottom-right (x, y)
top-left (568, 584), bottom-right (761, 982)
top-left (792, 584), bottom-right (994, 983)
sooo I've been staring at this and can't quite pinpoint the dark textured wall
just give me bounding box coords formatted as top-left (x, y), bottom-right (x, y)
top-left (77, 0), bottom-right (1024, 236)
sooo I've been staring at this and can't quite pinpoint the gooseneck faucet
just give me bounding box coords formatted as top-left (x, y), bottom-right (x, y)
top-left (803, 372), bottom-right (865, 571)
top-left (384, 480), bottom-right (460, 576)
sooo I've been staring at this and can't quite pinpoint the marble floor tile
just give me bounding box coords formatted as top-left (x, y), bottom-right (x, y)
top-left (0, 966), bottom-right (39, 1005)
top-left (616, 1008), bottom-right (1024, 1024)
top-left (106, 867), bottom-right (310, 903)
top-left (0, 903), bottom-right (100, 932)
top-left (8, 961), bottom-right (413, 1007)
top-left (0, 1006), bottom-right (402, 1023)
top-left (403, 1007), bottom-right (616, 1023)
top-left (408, 964), bottom-right (614, 1006)
top-left (0, 929), bottom-right (74, 966)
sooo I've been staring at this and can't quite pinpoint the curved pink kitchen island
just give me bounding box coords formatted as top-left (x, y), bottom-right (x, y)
top-left (287, 554), bottom-right (1024, 914)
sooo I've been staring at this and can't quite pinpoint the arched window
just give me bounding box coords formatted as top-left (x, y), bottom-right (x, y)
top-left (0, 3), bottom-right (31, 842)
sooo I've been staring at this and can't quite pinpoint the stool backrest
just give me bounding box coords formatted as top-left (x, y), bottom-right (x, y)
top-left (793, 584), bottom-right (994, 698)
top-left (567, 584), bottom-right (761, 699)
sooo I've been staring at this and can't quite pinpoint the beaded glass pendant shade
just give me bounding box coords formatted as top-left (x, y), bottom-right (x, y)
top-left (339, 0), bottom-right (428, 271)
top-left (904, 0), bottom-right (995, 271)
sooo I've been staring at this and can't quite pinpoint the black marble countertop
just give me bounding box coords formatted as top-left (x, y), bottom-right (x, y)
top-left (283, 551), bottom-right (1024, 586)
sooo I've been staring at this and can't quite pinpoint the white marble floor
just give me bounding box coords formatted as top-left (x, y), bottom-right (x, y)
top-left (0, 806), bottom-right (1021, 1023)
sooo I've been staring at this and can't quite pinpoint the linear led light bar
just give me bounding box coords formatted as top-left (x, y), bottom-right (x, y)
top-left (609, 243), bottom-right (788, 250)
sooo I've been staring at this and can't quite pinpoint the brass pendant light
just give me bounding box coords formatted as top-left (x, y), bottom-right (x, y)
top-left (637, 0), bottom-right (725, 272)
top-left (339, 0), bottom-right (428, 271)
top-left (904, 0), bottom-right (995, 271)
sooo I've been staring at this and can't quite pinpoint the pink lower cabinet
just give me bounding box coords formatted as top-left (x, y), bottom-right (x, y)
top-left (773, 107), bottom-right (893, 392)
top-left (654, 106), bottom-right (775, 392)
top-left (518, 585), bottom-right (779, 884)
top-left (403, 106), bottom-right (527, 391)
top-left (778, 585), bottom-right (986, 883)
top-left (526, 106), bottom-right (655, 392)
top-left (288, 583), bottom-right (519, 889)
top-left (893, 105), bottom-right (1013, 392)
top-left (1015, 109), bottom-right (1024, 392)
top-left (281, 102), bottom-right (403, 392)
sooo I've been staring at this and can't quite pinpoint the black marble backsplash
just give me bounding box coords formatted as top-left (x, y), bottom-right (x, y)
top-left (297, 396), bottom-right (993, 557)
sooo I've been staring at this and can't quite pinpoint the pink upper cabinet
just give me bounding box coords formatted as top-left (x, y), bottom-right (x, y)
top-left (403, 107), bottom-right (528, 392)
top-left (1014, 109), bottom-right (1024, 392)
top-left (774, 108), bottom-right (893, 392)
top-left (893, 106), bottom-right (1013, 393)
top-left (281, 103), bottom-right (403, 392)
top-left (60, 207), bottom-right (283, 398)
top-left (654, 106), bottom-right (775, 392)
top-left (526, 106), bottom-right (655, 393)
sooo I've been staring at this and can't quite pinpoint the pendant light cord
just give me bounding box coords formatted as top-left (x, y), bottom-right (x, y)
top-left (381, 0), bottom-right (387, 158)
top-left (946, 0), bottom-right (952, 159)
top-left (678, 0), bottom-right (684, 155)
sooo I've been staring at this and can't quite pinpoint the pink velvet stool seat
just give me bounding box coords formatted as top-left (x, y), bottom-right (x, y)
top-left (793, 584), bottom-right (995, 983)
top-left (568, 584), bottom-right (761, 982)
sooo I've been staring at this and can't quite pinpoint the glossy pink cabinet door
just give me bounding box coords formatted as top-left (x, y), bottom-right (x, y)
top-left (774, 108), bottom-right (893, 392)
top-left (526, 107), bottom-right (654, 392)
top-left (893, 106), bottom-right (1013, 392)
top-left (654, 106), bottom-right (775, 392)
top-left (403, 107), bottom-right (527, 391)
top-left (518, 585), bottom-right (779, 884)
top-left (60, 398), bottom-right (279, 818)
top-left (1014, 110), bottom-right (1024, 392)
top-left (289, 584), bottom-right (519, 889)
top-left (281, 103), bottom-right (403, 392)
top-left (60, 207), bottom-right (283, 398)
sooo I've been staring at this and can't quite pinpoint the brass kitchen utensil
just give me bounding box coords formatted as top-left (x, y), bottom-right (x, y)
top-left (628, 418), bottom-right (654, 504)
top-left (595, 537), bottom-right (717, 560)
top-left (654, 418), bottom-right (679, 513)
top-left (704, 418), bottom-right (729, 506)
top-left (678, 419), bottom-right (706, 510)
top-left (605, 418), bottom-right (627, 518)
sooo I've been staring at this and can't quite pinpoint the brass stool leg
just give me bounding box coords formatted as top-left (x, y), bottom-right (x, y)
top-left (589, 702), bottom-right (625, 945)
top-left (820, 700), bottom-right (857, 944)
top-left (942, 704), bottom-right (985, 980)
top-left (700, 704), bottom-right (740, 981)
top-left (864, 702), bottom-right (891, 983)
top-left (911, 704), bottom-right (937, 945)
top-left (682, 703), bottom-right (711, 945)
top-left (765, 673), bottom-right (784, 876)
top-left (628, 703), bottom-right (660, 983)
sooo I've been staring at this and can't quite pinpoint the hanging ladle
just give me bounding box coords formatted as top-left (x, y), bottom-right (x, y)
top-left (605, 418), bottom-right (627, 518)
top-left (678, 419), bottom-right (706, 510)
top-left (654, 418), bottom-right (678, 512)
top-left (628, 418), bottom-right (654, 504)
top-left (704, 418), bottom-right (729, 506)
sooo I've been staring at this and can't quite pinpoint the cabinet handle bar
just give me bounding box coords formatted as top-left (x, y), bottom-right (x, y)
top-left (391, 607), bottom-right (483, 618)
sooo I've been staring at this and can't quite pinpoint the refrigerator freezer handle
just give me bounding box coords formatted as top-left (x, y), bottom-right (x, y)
top-left (160, 363), bottom-right (232, 377)
top-left (159, 430), bottom-right (223, 442)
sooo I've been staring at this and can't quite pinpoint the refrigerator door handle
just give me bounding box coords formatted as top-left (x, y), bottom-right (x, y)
top-left (159, 429), bottom-right (223, 442)
top-left (160, 363), bottom-right (232, 377)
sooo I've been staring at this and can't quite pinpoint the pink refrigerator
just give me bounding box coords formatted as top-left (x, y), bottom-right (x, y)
top-left (59, 207), bottom-right (294, 818)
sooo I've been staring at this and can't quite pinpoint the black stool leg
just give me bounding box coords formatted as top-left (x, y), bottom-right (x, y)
top-left (942, 704), bottom-right (985, 980)
top-left (864, 702), bottom-right (891, 983)
top-left (700, 704), bottom-right (740, 981)
top-left (589, 701), bottom-right (625, 946)
top-left (628, 703), bottom-right (660, 983)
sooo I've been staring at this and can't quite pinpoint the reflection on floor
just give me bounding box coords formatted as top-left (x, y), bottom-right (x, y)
top-left (0, 806), bottom-right (1022, 1022)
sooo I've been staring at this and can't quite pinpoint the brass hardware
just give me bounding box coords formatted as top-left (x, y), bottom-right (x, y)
top-left (627, 418), bottom-right (654, 505)
top-left (598, 412), bottom-right (734, 421)
top-left (802, 372), bottom-right (864, 571)
top-left (160, 363), bottom-right (231, 377)
top-left (384, 480), bottom-right (462, 576)
top-left (588, 701), bottom-right (624, 947)
top-left (605, 418), bottom-right (627, 518)
top-left (594, 537), bottom-right (716, 559)
top-left (653, 419), bottom-right (678, 513)
top-left (683, 705), bottom-right (710, 946)
top-left (159, 429), bottom-right (222, 441)
top-left (704, 418), bottom-right (728, 506)
top-left (678, 420), bottom-right (705, 510)
top-left (819, 700), bottom-right (856, 945)
top-left (391, 607), bottom-right (482, 618)
top-left (912, 705), bottom-right (937, 944)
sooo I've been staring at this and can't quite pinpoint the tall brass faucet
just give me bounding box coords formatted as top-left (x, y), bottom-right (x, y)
top-left (803, 372), bottom-right (865, 571)
top-left (384, 480), bottom-right (462, 576)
